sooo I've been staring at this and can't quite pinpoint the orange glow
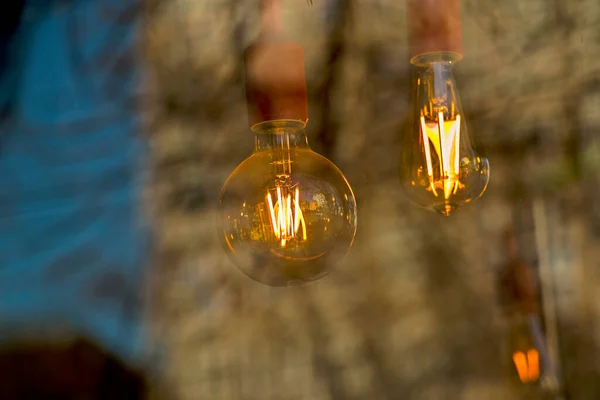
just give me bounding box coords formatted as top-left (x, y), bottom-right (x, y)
top-left (512, 349), bottom-right (540, 383)
top-left (266, 185), bottom-right (306, 247)
top-left (420, 113), bottom-right (462, 200)
top-left (527, 349), bottom-right (539, 382)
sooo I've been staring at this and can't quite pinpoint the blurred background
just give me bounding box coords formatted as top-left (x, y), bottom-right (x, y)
top-left (2, 0), bottom-right (600, 398)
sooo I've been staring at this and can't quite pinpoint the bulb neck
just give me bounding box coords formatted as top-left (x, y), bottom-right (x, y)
top-left (411, 52), bottom-right (461, 67)
top-left (259, 0), bottom-right (284, 38)
top-left (416, 60), bottom-right (460, 122)
top-left (252, 120), bottom-right (309, 153)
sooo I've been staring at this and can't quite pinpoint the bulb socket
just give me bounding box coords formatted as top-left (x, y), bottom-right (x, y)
top-left (407, 0), bottom-right (464, 63)
top-left (244, 40), bottom-right (309, 129)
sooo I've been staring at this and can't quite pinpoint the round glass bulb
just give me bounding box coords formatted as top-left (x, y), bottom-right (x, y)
top-left (218, 121), bottom-right (357, 287)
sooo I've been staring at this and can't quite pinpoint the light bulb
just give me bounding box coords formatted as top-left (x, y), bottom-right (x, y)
top-left (400, 53), bottom-right (490, 216)
top-left (402, 0), bottom-right (490, 216)
top-left (220, 0), bottom-right (357, 286)
top-left (218, 120), bottom-right (357, 287)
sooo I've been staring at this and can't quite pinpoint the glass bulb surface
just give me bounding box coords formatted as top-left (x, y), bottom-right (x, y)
top-left (218, 121), bottom-right (357, 287)
top-left (400, 53), bottom-right (490, 216)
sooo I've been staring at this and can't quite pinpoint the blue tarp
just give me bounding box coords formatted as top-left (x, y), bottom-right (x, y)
top-left (0, 0), bottom-right (149, 366)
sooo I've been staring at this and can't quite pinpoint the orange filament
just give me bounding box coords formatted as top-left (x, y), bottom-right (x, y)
top-left (420, 113), bottom-right (462, 199)
top-left (266, 185), bottom-right (307, 247)
top-left (512, 349), bottom-right (540, 383)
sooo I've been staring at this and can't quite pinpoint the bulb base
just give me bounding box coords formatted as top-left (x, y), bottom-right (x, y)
top-left (244, 40), bottom-right (309, 129)
top-left (407, 0), bottom-right (463, 63)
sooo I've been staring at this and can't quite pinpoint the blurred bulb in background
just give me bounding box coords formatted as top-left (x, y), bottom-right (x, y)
top-left (507, 316), bottom-right (541, 385)
top-left (401, 0), bottom-right (490, 215)
top-left (218, 120), bottom-right (356, 287)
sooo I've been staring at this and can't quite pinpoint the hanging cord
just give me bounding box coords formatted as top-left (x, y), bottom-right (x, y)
top-left (259, 0), bottom-right (313, 38)
top-left (246, 0), bottom-right (309, 127)
top-left (259, 0), bottom-right (284, 37)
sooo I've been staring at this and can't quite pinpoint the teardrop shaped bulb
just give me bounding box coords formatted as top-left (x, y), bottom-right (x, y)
top-left (400, 54), bottom-right (490, 215)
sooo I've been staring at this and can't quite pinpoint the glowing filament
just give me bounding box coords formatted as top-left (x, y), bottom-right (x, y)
top-left (266, 185), bottom-right (307, 247)
top-left (512, 349), bottom-right (540, 383)
top-left (420, 113), bottom-right (462, 199)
